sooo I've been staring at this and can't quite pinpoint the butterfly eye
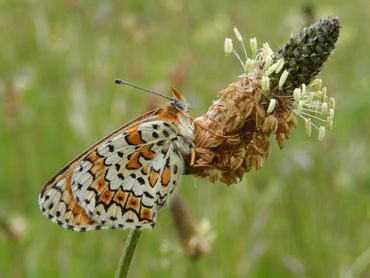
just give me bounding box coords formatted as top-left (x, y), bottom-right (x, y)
top-left (172, 100), bottom-right (190, 113)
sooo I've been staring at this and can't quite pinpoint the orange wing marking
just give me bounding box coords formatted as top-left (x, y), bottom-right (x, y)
top-left (149, 169), bottom-right (159, 187)
top-left (139, 145), bottom-right (156, 159)
top-left (65, 175), bottom-right (96, 225)
top-left (87, 152), bottom-right (105, 175)
top-left (100, 188), bottom-right (114, 204)
top-left (125, 127), bottom-right (146, 145)
top-left (126, 195), bottom-right (140, 213)
top-left (126, 152), bottom-right (142, 170)
top-left (96, 177), bottom-right (106, 193)
top-left (140, 208), bottom-right (153, 221)
top-left (114, 190), bottom-right (128, 205)
top-left (161, 166), bottom-right (171, 187)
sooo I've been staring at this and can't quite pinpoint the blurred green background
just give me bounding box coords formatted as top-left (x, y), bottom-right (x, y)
top-left (1, 0), bottom-right (370, 277)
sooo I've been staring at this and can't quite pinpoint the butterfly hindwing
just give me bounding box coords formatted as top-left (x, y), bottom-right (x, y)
top-left (39, 105), bottom-right (194, 231)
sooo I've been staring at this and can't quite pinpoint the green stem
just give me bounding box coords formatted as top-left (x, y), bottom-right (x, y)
top-left (115, 230), bottom-right (142, 278)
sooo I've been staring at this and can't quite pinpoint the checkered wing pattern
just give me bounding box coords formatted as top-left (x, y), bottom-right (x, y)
top-left (39, 104), bottom-right (194, 231)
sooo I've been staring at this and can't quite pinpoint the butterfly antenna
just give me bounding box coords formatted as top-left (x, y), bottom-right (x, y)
top-left (115, 79), bottom-right (174, 101)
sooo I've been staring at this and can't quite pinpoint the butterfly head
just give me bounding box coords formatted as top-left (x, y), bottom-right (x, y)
top-left (171, 86), bottom-right (190, 113)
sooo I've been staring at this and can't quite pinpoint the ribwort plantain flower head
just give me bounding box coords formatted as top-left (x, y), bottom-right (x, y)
top-left (191, 17), bottom-right (339, 184)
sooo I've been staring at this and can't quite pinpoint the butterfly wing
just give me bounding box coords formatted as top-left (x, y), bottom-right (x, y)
top-left (39, 105), bottom-right (194, 231)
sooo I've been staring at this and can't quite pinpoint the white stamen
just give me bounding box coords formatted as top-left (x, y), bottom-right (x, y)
top-left (234, 26), bottom-right (248, 60)
top-left (265, 64), bottom-right (278, 76)
top-left (327, 120), bottom-right (333, 130)
top-left (263, 56), bottom-right (273, 71)
top-left (293, 88), bottom-right (301, 103)
top-left (322, 89), bottom-right (328, 102)
top-left (278, 70), bottom-right (289, 89)
top-left (318, 126), bottom-right (326, 141)
top-left (321, 102), bottom-right (328, 115)
top-left (302, 84), bottom-right (307, 95)
top-left (329, 97), bottom-right (335, 109)
top-left (245, 59), bottom-right (259, 73)
top-left (251, 60), bottom-right (260, 70)
top-left (233, 27), bottom-right (243, 42)
top-left (275, 58), bottom-right (285, 74)
top-left (262, 42), bottom-right (273, 57)
top-left (250, 37), bottom-right (257, 56)
top-left (328, 108), bottom-right (335, 121)
top-left (267, 98), bottom-right (277, 114)
top-left (265, 58), bottom-right (283, 76)
top-left (305, 118), bottom-right (312, 137)
top-left (245, 58), bottom-right (252, 73)
top-left (261, 76), bottom-right (270, 92)
top-left (224, 38), bottom-right (233, 55)
top-left (322, 87), bottom-right (328, 101)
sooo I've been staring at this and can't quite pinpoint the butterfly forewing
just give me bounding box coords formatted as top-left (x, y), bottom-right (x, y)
top-left (39, 103), bottom-right (194, 231)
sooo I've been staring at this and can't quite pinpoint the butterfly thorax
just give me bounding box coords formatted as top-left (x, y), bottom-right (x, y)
top-left (158, 102), bottom-right (195, 152)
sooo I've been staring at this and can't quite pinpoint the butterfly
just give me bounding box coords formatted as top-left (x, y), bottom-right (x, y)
top-left (38, 80), bottom-right (195, 231)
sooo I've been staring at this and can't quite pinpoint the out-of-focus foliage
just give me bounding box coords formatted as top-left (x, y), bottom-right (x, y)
top-left (1, 0), bottom-right (370, 277)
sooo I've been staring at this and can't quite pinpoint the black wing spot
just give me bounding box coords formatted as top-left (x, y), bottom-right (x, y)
top-left (137, 177), bottom-right (145, 185)
top-left (118, 173), bottom-right (125, 180)
top-left (117, 151), bottom-right (124, 158)
top-left (115, 163), bottom-right (121, 171)
top-left (144, 192), bottom-right (154, 199)
top-left (157, 140), bottom-right (165, 146)
top-left (162, 130), bottom-right (169, 137)
top-left (152, 124), bottom-right (159, 130)
top-left (130, 173), bottom-right (136, 179)
top-left (152, 132), bottom-right (159, 139)
top-left (108, 144), bottom-right (114, 152)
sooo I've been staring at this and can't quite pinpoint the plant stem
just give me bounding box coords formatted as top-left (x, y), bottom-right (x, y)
top-left (115, 230), bottom-right (142, 278)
